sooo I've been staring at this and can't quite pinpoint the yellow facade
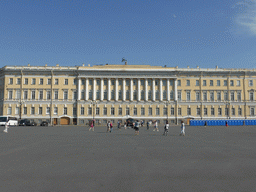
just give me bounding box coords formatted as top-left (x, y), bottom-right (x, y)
top-left (0, 64), bottom-right (255, 125)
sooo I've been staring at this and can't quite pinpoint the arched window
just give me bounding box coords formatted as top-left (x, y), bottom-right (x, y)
top-left (148, 90), bottom-right (152, 100)
top-left (118, 90), bottom-right (122, 100)
top-left (133, 90), bottom-right (137, 100)
top-left (170, 90), bottom-right (174, 100)
top-left (163, 90), bottom-right (167, 100)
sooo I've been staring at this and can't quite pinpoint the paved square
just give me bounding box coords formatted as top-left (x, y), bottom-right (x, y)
top-left (1, 125), bottom-right (256, 192)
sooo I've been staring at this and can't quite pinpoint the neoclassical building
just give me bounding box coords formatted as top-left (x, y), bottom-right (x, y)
top-left (0, 63), bottom-right (255, 125)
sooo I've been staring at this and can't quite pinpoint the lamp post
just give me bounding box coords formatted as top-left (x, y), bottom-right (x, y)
top-left (166, 101), bottom-right (169, 122)
top-left (19, 100), bottom-right (24, 120)
top-left (91, 101), bottom-right (97, 125)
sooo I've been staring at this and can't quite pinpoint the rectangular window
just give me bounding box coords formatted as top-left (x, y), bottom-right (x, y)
top-left (148, 107), bottom-right (152, 116)
top-left (171, 107), bottom-right (174, 115)
top-left (156, 108), bottom-right (160, 115)
top-left (16, 90), bottom-right (21, 99)
top-left (39, 78), bottom-right (43, 85)
top-left (81, 91), bottom-right (85, 100)
top-left (163, 108), bottom-right (167, 115)
top-left (204, 108), bottom-right (207, 115)
top-left (24, 107), bottom-right (27, 115)
top-left (250, 92), bottom-right (254, 101)
top-left (47, 79), bottom-right (51, 85)
top-left (196, 92), bottom-right (200, 101)
top-left (224, 91), bottom-right (228, 101)
top-left (82, 79), bottom-right (85, 85)
top-left (55, 79), bottom-right (59, 85)
top-left (118, 90), bottom-right (122, 100)
top-left (64, 107), bottom-right (67, 115)
top-left (178, 108), bottom-right (182, 115)
top-left (38, 90), bottom-right (43, 100)
top-left (119, 107), bottom-right (122, 115)
top-left (249, 80), bottom-right (253, 86)
top-left (73, 107), bottom-right (77, 116)
top-left (178, 91), bottom-right (182, 101)
top-left (64, 91), bottom-right (68, 100)
top-left (230, 80), bottom-right (234, 86)
top-left (126, 80), bottom-right (129, 86)
top-left (177, 80), bottom-right (181, 86)
top-left (17, 78), bottom-right (21, 85)
top-left (197, 108), bottom-right (200, 115)
top-left (96, 79), bottom-right (100, 85)
top-left (210, 92), bottom-right (214, 101)
top-left (111, 80), bottom-right (115, 85)
top-left (238, 108), bottom-right (242, 116)
top-left (230, 92), bottom-right (235, 101)
top-left (148, 79), bottom-right (152, 86)
top-left (111, 90), bottom-right (115, 100)
top-left (7, 107), bottom-right (12, 115)
top-left (133, 108), bottom-right (137, 116)
top-left (187, 108), bottom-right (191, 116)
top-left (203, 92), bottom-right (207, 101)
top-left (111, 107), bottom-right (115, 115)
top-left (225, 108), bottom-right (229, 116)
top-left (65, 79), bottom-right (68, 85)
top-left (96, 107), bottom-right (99, 115)
top-left (88, 107), bottom-right (92, 115)
top-left (24, 90), bottom-right (28, 100)
top-left (103, 107), bottom-right (107, 115)
top-left (73, 79), bottom-right (77, 85)
top-left (141, 107), bottom-right (145, 116)
top-left (9, 78), bottom-right (13, 85)
top-left (232, 108), bottom-right (235, 116)
top-left (170, 80), bottom-right (173, 86)
top-left (31, 90), bottom-right (35, 100)
top-left (224, 80), bottom-right (227, 86)
top-left (186, 80), bottom-right (190, 86)
top-left (218, 108), bottom-right (222, 115)
top-left (118, 80), bottom-right (122, 86)
top-left (237, 80), bottom-right (240, 86)
top-left (211, 108), bottom-right (215, 116)
top-left (155, 80), bottom-right (158, 86)
top-left (237, 92), bottom-right (241, 101)
top-left (47, 91), bottom-right (51, 100)
top-left (89, 90), bottom-right (92, 100)
top-left (217, 92), bottom-right (221, 101)
top-left (217, 80), bottom-right (220, 86)
top-left (54, 107), bottom-right (58, 115)
top-left (32, 78), bottom-right (36, 85)
top-left (196, 80), bottom-right (199, 86)
top-left (80, 107), bottom-right (84, 115)
top-left (203, 80), bottom-right (206, 86)
top-left (8, 90), bottom-right (13, 99)
top-left (15, 107), bottom-right (19, 115)
top-left (46, 107), bottom-right (50, 114)
top-left (210, 80), bottom-right (213, 86)
top-left (186, 91), bottom-right (191, 101)
top-left (126, 107), bottom-right (130, 115)
top-left (24, 78), bottom-right (28, 85)
top-left (73, 91), bottom-right (77, 100)
top-left (39, 107), bottom-right (42, 115)
top-left (140, 80), bottom-right (144, 86)
top-left (104, 91), bottom-right (107, 100)
top-left (104, 80), bottom-right (107, 85)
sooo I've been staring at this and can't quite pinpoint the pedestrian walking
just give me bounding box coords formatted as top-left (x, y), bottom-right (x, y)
top-left (89, 120), bottom-right (94, 131)
top-left (107, 121), bottom-right (111, 132)
top-left (180, 121), bottom-right (185, 136)
top-left (226, 121), bottom-right (228, 127)
top-left (110, 121), bottom-right (113, 133)
top-left (118, 121), bottom-right (121, 130)
top-left (153, 121), bottom-right (159, 132)
top-left (147, 121), bottom-right (149, 130)
top-left (124, 121), bottom-right (127, 129)
top-left (134, 120), bottom-right (140, 135)
top-left (204, 121), bottom-right (207, 127)
top-left (163, 121), bottom-right (169, 136)
top-left (3, 122), bottom-right (8, 133)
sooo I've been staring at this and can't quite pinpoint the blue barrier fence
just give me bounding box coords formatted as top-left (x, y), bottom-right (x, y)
top-left (190, 119), bottom-right (256, 126)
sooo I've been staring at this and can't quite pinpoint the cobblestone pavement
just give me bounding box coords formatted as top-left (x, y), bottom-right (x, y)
top-left (1, 125), bottom-right (256, 192)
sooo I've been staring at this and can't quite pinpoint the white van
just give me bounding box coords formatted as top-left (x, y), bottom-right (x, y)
top-left (0, 116), bottom-right (18, 126)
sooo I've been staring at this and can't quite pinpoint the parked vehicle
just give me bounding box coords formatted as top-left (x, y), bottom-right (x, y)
top-left (40, 121), bottom-right (49, 126)
top-left (19, 119), bottom-right (37, 126)
top-left (0, 116), bottom-right (18, 126)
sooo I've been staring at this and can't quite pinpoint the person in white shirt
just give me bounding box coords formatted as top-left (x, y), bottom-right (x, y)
top-left (153, 121), bottom-right (159, 132)
top-left (180, 121), bottom-right (185, 136)
top-left (3, 122), bottom-right (8, 133)
top-left (163, 121), bottom-right (169, 136)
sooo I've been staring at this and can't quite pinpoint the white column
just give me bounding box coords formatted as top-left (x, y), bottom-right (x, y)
top-left (115, 78), bottom-right (118, 101)
top-left (130, 79), bottom-right (133, 101)
top-left (100, 79), bottom-right (103, 101)
top-left (78, 78), bottom-right (81, 100)
top-left (145, 79), bottom-right (148, 101)
top-left (152, 79), bottom-right (155, 101)
top-left (93, 79), bottom-right (96, 101)
top-left (174, 79), bottom-right (177, 101)
top-left (123, 79), bottom-right (126, 101)
top-left (138, 79), bottom-right (140, 101)
top-left (160, 79), bottom-right (163, 101)
top-left (167, 79), bottom-right (170, 101)
top-left (85, 78), bottom-right (89, 101)
top-left (108, 79), bottom-right (111, 101)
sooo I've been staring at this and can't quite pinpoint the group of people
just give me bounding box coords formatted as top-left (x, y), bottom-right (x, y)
top-left (87, 120), bottom-right (186, 136)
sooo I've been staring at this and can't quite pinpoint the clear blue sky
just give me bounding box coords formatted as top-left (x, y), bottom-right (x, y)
top-left (0, 0), bottom-right (256, 68)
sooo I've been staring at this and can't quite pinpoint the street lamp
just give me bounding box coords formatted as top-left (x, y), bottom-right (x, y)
top-left (91, 101), bottom-right (97, 125)
top-left (19, 100), bottom-right (24, 120)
